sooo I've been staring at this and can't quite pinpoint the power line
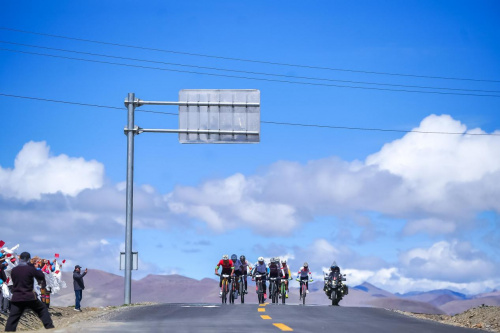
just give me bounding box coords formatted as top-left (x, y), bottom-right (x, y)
top-left (2, 40), bottom-right (499, 95)
top-left (0, 93), bottom-right (177, 116)
top-left (1, 92), bottom-right (498, 136)
top-left (1, 26), bottom-right (499, 84)
top-left (2, 47), bottom-right (500, 98)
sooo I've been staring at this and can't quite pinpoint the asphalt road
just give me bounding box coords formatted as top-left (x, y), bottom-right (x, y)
top-left (57, 303), bottom-right (480, 333)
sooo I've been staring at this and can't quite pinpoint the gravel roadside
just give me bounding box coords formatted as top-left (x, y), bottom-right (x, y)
top-left (394, 305), bottom-right (500, 332)
top-left (0, 303), bottom-right (156, 332)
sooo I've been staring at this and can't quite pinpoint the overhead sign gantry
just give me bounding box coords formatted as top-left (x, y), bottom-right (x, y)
top-left (122, 90), bottom-right (260, 304)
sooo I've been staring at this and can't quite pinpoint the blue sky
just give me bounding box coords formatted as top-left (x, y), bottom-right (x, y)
top-left (1, 1), bottom-right (500, 295)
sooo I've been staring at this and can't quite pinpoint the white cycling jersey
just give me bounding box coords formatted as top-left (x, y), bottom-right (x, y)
top-left (297, 267), bottom-right (312, 279)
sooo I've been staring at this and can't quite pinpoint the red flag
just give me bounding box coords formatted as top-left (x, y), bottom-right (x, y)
top-left (62, 259), bottom-right (66, 264)
top-left (0, 240), bottom-right (5, 247)
top-left (55, 254), bottom-right (60, 258)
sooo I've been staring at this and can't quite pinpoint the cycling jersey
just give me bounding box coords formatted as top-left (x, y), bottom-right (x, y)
top-left (216, 259), bottom-right (234, 271)
top-left (240, 260), bottom-right (252, 274)
top-left (281, 265), bottom-right (291, 279)
top-left (233, 259), bottom-right (242, 272)
top-left (268, 263), bottom-right (281, 277)
top-left (253, 262), bottom-right (268, 275)
top-left (297, 267), bottom-right (312, 279)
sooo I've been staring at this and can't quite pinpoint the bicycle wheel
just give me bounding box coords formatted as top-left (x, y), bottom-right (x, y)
top-left (222, 280), bottom-right (228, 304)
top-left (302, 284), bottom-right (306, 305)
top-left (257, 281), bottom-right (263, 304)
top-left (229, 280), bottom-right (234, 304)
top-left (281, 283), bottom-right (286, 304)
top-left (240, 279), bottom-right (245, 304)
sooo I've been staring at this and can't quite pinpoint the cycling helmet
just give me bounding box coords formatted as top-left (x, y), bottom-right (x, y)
top-left (303, 262), bottom-right (308, 268)
top-left (231, 254), bottom-right (237, 261)
top-left (222, 254), bottom-right (229, 260)
top-left (240, 255), bottom-right (246, 262)
top-left (258, 256), bottom-right (264, 264)
top-left (281, 259), bottom-right (287, 264)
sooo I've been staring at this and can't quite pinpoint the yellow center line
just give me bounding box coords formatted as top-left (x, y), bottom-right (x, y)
top-left (273, 323), bottom-right (293, 331)
top-left (259, 303), bottom-right (268, 306)
top-left (260, 315), bottom-right (272, 320)
top-left (258, 308), bottom-right (266, 312)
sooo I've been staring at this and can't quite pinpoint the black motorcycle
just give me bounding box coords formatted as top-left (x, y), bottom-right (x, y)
top-left (323, 272), bottom-right (348, 306)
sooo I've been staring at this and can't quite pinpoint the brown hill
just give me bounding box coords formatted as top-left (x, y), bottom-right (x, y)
top-left (440, 296), bottom-right (500, 315)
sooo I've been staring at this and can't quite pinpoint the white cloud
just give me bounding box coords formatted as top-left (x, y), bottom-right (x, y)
top-left (291, 239), bottom-right (500, 294)
top-left (168, 173), bottom-right (298, 233)
top-left (398, 240), bottom-right (496, 282)
top-left (344, 267), bottom-right (500, 295)
top-left (367, 115), bottom-right (500, 190)
top-left (0, 141), bottom-right (104, 200)
top-left (164, 114), bottom-right (500, 235)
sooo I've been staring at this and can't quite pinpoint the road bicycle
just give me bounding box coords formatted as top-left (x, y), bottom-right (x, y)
top-left (237, 274), bottom-right (245, 304)
top-left (280, 278), bottom-right (288, 304)
top-left (254, 274), bottom-right (266, 304)
top-left (269, 277), bottom-right (279, 304)
top-left (298, 278), bottom-right (309, 305)
top-left (220, 274), bottom-right (231, 304)
top-left (229, 275), bottom-right (242, 304)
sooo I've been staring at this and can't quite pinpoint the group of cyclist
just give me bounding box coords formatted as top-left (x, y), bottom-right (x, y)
top-left (215, 254), bottom-right (314, 301)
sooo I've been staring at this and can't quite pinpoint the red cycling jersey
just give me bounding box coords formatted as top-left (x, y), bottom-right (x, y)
top-left (216, 259), bottom-right (234, 270)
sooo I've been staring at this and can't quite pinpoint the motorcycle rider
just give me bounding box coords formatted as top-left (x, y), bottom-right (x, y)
top-left (324, 262), bottom-right (347, 297)
top-left (280, 259), bottom-right (292, 298)
top-left (268, 258), bottom-right (281, 298)
top-left (239, 255), bottom-right (253, 294)
top-left (251, 257), bottom-right (269, 301)
top-left (296, 262), bottom-right (313, 297)
top-left (215, 254), bottom-right (234, 298)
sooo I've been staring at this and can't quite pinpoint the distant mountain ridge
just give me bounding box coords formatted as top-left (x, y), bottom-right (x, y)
top-left (51, 270), bottom-right (500, 315)
top-left (396, 289), bottom-right (468, 299)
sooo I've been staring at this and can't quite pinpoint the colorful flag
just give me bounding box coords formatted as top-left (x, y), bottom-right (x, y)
top-left (0, 240), bottom-right (5, 247)
top-left (55, 254), bottom-right (60, 258)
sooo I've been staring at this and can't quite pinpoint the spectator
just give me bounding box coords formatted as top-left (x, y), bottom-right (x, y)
top-left (0, 256), bottom-right (9, 314)
top-left (4, 252), bottom-right (54, 331)
top-left (73, 265), bottom-right (87, 312)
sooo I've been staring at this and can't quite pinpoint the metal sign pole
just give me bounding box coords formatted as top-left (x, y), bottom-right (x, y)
top-left (124, 92), bottom-right (137, 305)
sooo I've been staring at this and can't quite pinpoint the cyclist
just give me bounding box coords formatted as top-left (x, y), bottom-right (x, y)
top-left (280, 259), bottom-right (292, 298)
top-left (268, 257), bottom-right (281, 298)
top-left (239, 255), bottom-right (253, 294)
top-left (251, 257), bottom-right (269, 301)
top-left (215, 254), bottom-right (234, 298)
top-left (231, 254), bottom-right (241, 297)
top-left (296, 262), bottom-right (313, 297)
